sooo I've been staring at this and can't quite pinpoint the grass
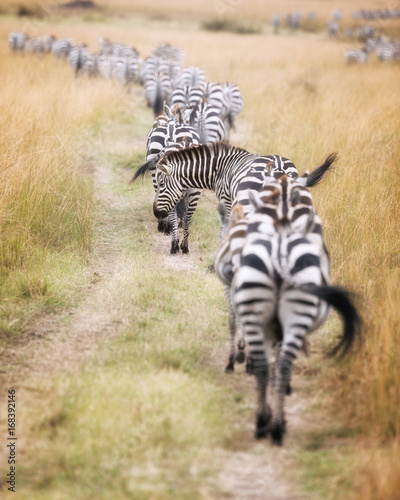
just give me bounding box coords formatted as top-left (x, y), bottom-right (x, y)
top-left (0, 3), bottom-right (400, 499)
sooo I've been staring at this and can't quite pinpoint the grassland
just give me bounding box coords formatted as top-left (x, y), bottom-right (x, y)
top-left (1, 1), bottom-right (400, 498)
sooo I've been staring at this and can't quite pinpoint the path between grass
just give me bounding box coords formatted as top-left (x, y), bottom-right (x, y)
top-left (0, 111), bottom-right (348, 500)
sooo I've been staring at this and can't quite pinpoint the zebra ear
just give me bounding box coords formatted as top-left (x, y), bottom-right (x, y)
top-left (164, 103), bottom-right (172, 118)
top-left (157, 163), bottom-right (173, 176)
top-left (248, 190), bottom-right (263, 209)
top-left (303, 211), bottom-right (316, 235)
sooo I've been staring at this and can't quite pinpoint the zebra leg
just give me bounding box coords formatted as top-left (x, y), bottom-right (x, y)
top-left (246, 326), bottom-right (272, 439)
top-left (169, 210), bottom-right (180, 255)
top-left (180, 189), bottom-right (202, 254)
top-left (236, 327), bottom-right (246, 364)
top-left (224, 286), bottom-right (237, 372)
top-left (270, 349), bottom-right (294, 445)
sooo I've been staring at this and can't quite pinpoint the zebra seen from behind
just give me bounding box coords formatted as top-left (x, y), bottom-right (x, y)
top-left (231, 200), bottom-right (361, 444)
top-left (8, 32), bottom-right (28, 53)
top-left (214, 154), bottom-right (338, 372)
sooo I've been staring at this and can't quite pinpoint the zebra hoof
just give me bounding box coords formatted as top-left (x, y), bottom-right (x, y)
top-left (255, 413), bottom-right (271, 439)
top-left (180, 242), bottom-right (189, 254)
top-left (270, 421), bottom-right (286, 446)
top-left (286, 383), bottom-right (292, 396)
top-left (170, 241), bottom-right (180, 254)
top-left (235, 351), bottom-right (246, 364)
top-left (245, 358), bottom-right (254, 375)
top-left (225, 356), bottom-right (235, 373)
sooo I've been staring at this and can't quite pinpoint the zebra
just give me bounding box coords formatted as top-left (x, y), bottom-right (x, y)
top-left (51, 38), bottom-right (74, 59)
top-left (327, 20), bottom-right (339, 37)
top-left (214, 154), bottom-right (338, 372)
top-left (152, 43), bottom-right (185, 64)
top-left (222, 82), bottom-right (244, 138)
top-left (8, 32), bottom-right (28, 53)
top-left (174, 66), bottom-right (206, 88)
top-left (144, 69), bottom-right (172, 117)
top-left (230, 203), bottom-right (361, 444)
top-left (24, 36), bottom-right (55, 54)
top-left (133, 106), bottom-right (201, 254)
top-left (69, 45), bottom-right (90, 75)
top-left (344, 48), bottom-right (369, 64)
top-left (188, 100), bottom-right (226, 144)
top-left (97, 55), bottom-right (119, 79)
top-left (112, 55), bottom-right (140, 85)
top-left (271, 14), bottom-right (280, 35)
top-left (82, 52), bottom-right (101, 77)
top-left (134, 142), bottom-right (300, 255)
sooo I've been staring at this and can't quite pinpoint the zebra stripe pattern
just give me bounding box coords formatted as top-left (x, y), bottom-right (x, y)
top-left (8, 32), bottom-right (28, 52)
top-left (144, 143), bottom-right (300, 254)
top-left (214, 154), bottom-right (337, 372)
top-left (51, 38), bottom-right (74, 59)
top-left (136, 107), bottom-right (201, 254)
top-left (188, 100), bottom-right (226, 144)
top-left (69, 45), bottom-right (90, 75)
top-left (232, 213), bottom-right (361, 443)
top-left (144, 69), bottom-right (172, 117)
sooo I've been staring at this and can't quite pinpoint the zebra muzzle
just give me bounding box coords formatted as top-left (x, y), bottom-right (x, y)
top-left (153, 202), bottom-right (169, 220)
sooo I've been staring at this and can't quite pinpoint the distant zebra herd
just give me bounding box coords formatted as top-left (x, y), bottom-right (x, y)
top-left (8, 30), bottom-right (362, 445)
top-left (267, 8), bottom-right (400, 64)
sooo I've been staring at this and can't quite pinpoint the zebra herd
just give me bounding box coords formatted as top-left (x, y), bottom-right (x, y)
top-left (8, 30), bottom-right (362, 445)
top-left (130, 43), bottom-right (361, 443)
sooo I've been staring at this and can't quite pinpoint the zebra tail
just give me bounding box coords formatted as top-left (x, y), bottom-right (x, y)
top-left (306, 152), bottom-right (338, 187)
top-left (299, 284), bottom-right (362, 358)
top-left (129, 157), bottom-right (158, 184)
top-left (153, 84), bottom-right (164, 117)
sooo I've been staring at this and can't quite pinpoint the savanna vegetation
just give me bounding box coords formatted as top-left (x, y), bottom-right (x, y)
top-left (0, 1), bottom-right (399, 498)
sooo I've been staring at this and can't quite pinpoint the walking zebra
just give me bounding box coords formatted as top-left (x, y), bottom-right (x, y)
top-left (214, 154), bottom-right (338, 372)
top-left (112, 55), bottom-right (140, 85)
top-left (82, 53), bottom-right (101, 77)
top-left (25, 36), bottom-right (56, 54)
top-left (344, 48), bottom-right (369, 64)
top-left (271, 14), bottom-right (281, 35)
top-left (144, 69), bottom-right (172, 117)
top-left (51, 38), bottom-right (74, 59)
top-left (69, 45), bottom-right (90, 75)
top-left (222, 82), bottom-right (244, 137)
top-left (133, 142), bottom-right (299, 255)
top-left (230, 205), bottom-right (361, 443)
top-left (188, 100), bottom-right (226, 144)
top-left (174, 66), bottom-right (206, 88)
top-left (8, 32), bottom-right (28, 52)
top-left (133, 106), bottom-right (201, 254)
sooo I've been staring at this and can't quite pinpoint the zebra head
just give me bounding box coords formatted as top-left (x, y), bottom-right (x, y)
top-left (152, 151), bottom-right (187, 220)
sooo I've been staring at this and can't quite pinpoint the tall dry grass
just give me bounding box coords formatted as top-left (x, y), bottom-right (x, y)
top-left (0, 42), bottom-right (128, 302)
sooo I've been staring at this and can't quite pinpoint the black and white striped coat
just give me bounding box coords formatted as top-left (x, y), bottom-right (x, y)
top-left (144, 69), bottom-right (172, 117)
top-left (134, 108), bottom-right (201, 254)
top-left (69, 45), bottom-right (90, 75)
top-left (145, 143), bottom-right (299, 254)
top-left (214, 154), bottom-right (337, 372)
top-left (51, 38), bottom-right (74, 59)
top-left (231, 209), bottom-right (361, 443)
top-left (188, 100), bottom-right (226, 144)
top-left (8, 32), bottom-right (28, 52)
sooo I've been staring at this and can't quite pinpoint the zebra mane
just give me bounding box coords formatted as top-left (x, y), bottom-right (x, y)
top-left (158, 141), bottom-right (249, 166)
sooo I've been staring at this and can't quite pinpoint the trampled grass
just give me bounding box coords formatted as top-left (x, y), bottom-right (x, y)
top-left (1, 3), bottom-right (400, 499)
